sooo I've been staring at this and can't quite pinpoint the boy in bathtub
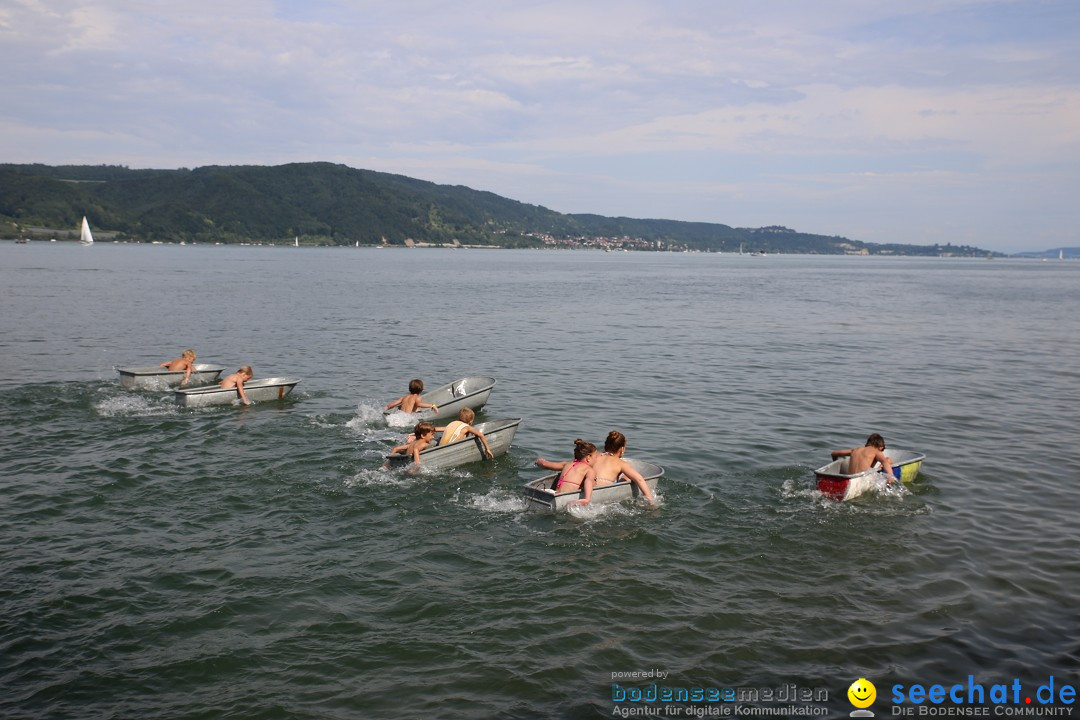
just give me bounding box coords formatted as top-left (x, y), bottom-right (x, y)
top-left (830, 433), bottom-right (894, 481)
top-left (385, 378), bottom-right (439, 415)
top-left (388, 421), bottom-right (437, 468)
top-left (160, 349), bottom-right (197, 386)
top-left (434, 408), bottom-right (493, 459)
top-left (219, 366), bottom-right (253, 406)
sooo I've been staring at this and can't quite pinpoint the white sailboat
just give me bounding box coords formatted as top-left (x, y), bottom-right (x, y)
top-left (80, 216), bottom-right (94, 246)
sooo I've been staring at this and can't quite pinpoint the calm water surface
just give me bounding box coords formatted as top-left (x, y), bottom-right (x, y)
top-left (2, 243), bottom-right (1079, 718)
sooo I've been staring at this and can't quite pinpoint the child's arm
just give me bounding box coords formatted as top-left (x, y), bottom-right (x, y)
top-left (419, 400), bottom-right (439, 414)
top-left (236, 379), bottom-right (250, 405)
top-left (831, 448), bottom-right (853, 460)
top-left (535, 458), bottom-right (567, 471)
top-left (385, 396), bottom-right (404, 410)
top-left (181, 360), bottom-right (193, 385)
top-left (466, 427), bottom-right (493, 459)
top-left (618, 459), bottom-right (655, 503)
top-left (572, 469), bottom-right (597, 506)
top-left (411, 439), bottom-right (430, 465)
top-left (874, 449), bottom-right (894, 481)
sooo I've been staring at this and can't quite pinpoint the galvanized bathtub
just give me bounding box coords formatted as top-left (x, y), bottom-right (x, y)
top-left (175, 377), bottom-right (301, 407)
top-left (385, 418), bottom-right (521, 471)
top-left (523, 458), bottom-right (664, 511)
top-left (117, 363), bottom-right (226, 389)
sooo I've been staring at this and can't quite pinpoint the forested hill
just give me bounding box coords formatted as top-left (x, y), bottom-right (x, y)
top-left (0, 162), bottom-right (991, 255)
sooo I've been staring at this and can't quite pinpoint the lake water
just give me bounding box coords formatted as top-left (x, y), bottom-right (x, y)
top-left (2, 243), bottom-right (1078, 718)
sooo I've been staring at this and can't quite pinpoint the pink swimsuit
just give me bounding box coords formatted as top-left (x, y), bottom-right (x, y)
top-left (555, 460), bottom-right (586, 491)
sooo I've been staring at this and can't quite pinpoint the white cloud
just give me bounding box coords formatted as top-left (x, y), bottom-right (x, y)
top-left (1, 0), bottom-right (1079, 251)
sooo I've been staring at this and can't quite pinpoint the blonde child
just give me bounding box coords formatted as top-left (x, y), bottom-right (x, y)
top-left (385, 378), bottom-right (439, 415)
top-left (160, 349), bottom-right (196, 386)
top-left (219, 365), bottom-right (253, 406)
top-left (435, 408), bottom-right (493, 459)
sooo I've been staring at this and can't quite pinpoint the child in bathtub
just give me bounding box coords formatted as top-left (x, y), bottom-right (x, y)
top-left (219, 366), bottom-right (253, 406)
top-left (388, 421), bottom-right (437, 468)
top-left (534, 439), bottom-right (598, 507)
top-left (831, 433), bottom-right (894, 481)
top-left (434, 408), bottom-right (493, 459)
top-left (160, 349), bottom-right (197, 386)
top-left (385, 378), bottom-right (439, 415)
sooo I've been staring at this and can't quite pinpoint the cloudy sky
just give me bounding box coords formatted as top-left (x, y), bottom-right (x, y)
top-left (2, 1), bottom-right (1078, 252)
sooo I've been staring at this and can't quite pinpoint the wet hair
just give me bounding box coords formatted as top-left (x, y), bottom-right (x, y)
top-left (182, 349), bottom-right (196, 359)
top-left (239, 365), bottom-right (253, 376)
top-left (414, 421), bottom-right (436, 437)
top-left (865, 433), bottom-right (885, 450)
top-left (457, 407), bottom-right (475, 423)
top-left (604, 430), bottom-right (627, 454)
top-left (572, 438), bottom-right (597, 461)
top-left (409, 378), bottom-right (424, 394)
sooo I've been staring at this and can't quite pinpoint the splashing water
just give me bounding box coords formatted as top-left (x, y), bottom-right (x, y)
top-left (384, 410), bottom-right (423, 428)
top-left (465, 488), bottom-right (527, 514)
top-left (344, 466), bottom-right (413, 488)
top-left (344, 403), bottom-right (406, 443)
top-left (93, 393), bottom-right (177, 417)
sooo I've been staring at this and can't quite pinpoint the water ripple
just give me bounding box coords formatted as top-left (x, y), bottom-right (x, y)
top-left (2, 250), bottom-right (1079, 718)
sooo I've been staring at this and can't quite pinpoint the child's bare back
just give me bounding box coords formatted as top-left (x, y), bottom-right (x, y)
top-left (159, 349), bottom-right (194, 371)
top-left (162, 356), bottom-right (193, 371)
top-left (846, 446), bottom-right (882, 474)
top-left (161, 349), bottom-right (196, 384)
top-left (832, 433), bottom-right (893, 479)
top-left (385, 378), bottom-right (438, 415)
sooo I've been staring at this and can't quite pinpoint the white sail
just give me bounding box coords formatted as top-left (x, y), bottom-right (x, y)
top-left (80, 216), bottom-right (94, 246)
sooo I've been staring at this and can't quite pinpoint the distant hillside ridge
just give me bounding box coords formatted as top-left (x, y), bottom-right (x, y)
top-left (1011, 247), bottom-right (1079, 259)
top-left (0, 162), bottom-right (996, 255)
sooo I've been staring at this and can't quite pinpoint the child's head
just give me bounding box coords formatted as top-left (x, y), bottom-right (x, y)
top-left (457, 408), bottom-right (475, 424)
top-left (865, 433), bottom-right (885, 450)
top-left (573, 438), bottom-right (597, 461)
top-left (239, 365), bottom-right (253, 379)
top-left (604, 430), bottom-right (627, 454)
top-left (182, 349), bottom-right (196, 360)
top-left (414, 421), bottom-right (436, 439)
top-left (409, 378), bottom-right (424, 394)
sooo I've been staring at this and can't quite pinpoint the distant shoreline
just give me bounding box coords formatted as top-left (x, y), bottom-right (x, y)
top-left (8, 238), bottom-right (1071, 258)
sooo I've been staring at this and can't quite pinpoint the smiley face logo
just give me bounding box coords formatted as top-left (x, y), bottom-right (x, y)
top-left (848, 678), bottom-right (876, 708)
